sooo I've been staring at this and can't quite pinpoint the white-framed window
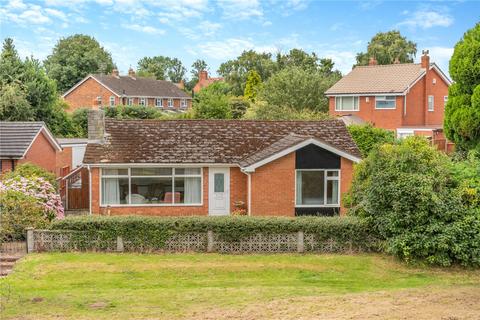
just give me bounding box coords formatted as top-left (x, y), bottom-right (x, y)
top-left (96, 96), bottom-right (102, 105)
top-left (295, 169), bottom-right (340, 207)
top-left (109, 96), bottom-right (115, 107)
top-left (444, 96), bottom-right (448, 107)
top-left (180, 99), bottom-right (187, 109)
top-left (127, 97), bottom-right (134, 106)
top-left (375, 96), bottom-right (396, 109)
top-left (428, 95), bottom-right (434, 111)
top-left (139, 98), bottom-right (146, 106)
top-left (155, 98), bottom-right (163, 108)
top-left (167, 98), bottom-right (174, 108)
top-left (100, 167), bottom-right (202, 206)
top-left (397, 130), bottom-right (414, 139)
top-left (335, 96), bottom-right (359, 111)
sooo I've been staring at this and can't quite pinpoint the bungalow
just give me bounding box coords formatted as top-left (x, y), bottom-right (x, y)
top-left (83, 110), bottom-right (361, 216)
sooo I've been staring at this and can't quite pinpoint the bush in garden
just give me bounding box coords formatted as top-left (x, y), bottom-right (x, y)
top-left (347, 124), bottom-right (395, 157)
top-left (105, 105), bottom-right (165, 120)
top-left (348, 136), bottom-right (480, 266)
top-left (0, 176), bottom-right (64, 240)
top-left (3, 162), bottom-right (57, 188)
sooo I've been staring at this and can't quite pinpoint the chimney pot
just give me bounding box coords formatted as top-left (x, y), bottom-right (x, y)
top-left (88, 109), bottom-right (105, 143)
top-left (199, 70), bottom-right (208, 81)
top-left (128, 68), bottom-right (136, 78)
top-left (112, 69), bottom-right (119, 77)
top-left (368, 57), bottom-right (377, 66)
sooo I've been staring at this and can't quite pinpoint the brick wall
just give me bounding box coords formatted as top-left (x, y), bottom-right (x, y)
top-left (0, 159), bottom-right (15, 174)
top-left (18, 130), bottom-right (57, 174)
top-left (425, 68), bottom-right (448, 126)
top-left (340, 158), bottom-right (354, 215)
top-left (91, 167), bottom-right (209, 216)
top-left (56, 146), bottom-right (72, 177)
top-left (250, 153), bottom-right (296, 216)
top-left (64, 77), bottom-right (116, 112)
top-left (230, 167), bottom-right (248, 211)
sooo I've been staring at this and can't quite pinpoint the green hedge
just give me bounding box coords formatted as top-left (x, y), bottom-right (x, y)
top-left (50, 215), bottom-right (380, 252)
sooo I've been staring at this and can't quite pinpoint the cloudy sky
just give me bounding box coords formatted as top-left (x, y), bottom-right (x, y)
top-left (0, 0), bottom-right (478, 78)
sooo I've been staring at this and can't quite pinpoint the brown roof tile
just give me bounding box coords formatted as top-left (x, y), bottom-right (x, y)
top-left (83, 119), bottom-right (361, 165)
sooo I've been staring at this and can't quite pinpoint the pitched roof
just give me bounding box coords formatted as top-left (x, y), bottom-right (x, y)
top-left (325, 63), bottom-right (426, 95)
top-left (64, 74), bottom-right (192, 99)
top-left (83, 119), bottom-right (362, 166)
top-left (0, 122), bottom-right (61, 159)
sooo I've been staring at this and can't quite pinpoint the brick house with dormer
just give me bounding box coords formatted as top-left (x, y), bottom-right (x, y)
top-left (326, 51), bottom-right (452, 150)
top-left (63, 69), bottom-right (192, 112)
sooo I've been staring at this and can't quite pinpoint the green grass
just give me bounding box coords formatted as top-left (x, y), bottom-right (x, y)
top-left (1, 253), bottom-right (479, 319)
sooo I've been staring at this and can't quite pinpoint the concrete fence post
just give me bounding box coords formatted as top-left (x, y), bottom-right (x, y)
top-left (26, 227), bottom-right (34, 253)
top-left (116, 236), bottom-right (124, 252)
top-left (297, 231), bottom-right (304, 253)
top-left (207, 230), bottom-right (214, 253)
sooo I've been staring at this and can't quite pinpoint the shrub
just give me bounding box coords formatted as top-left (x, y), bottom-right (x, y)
top-left (71, 107), bottom-right (89, 137)
top-left (193, 82), bottom-right (232, 119)
top-left (349, 136), bottom-right (479, 266)
top-left (105, 105), bottom-right (164, 120)
top-left (51, 215), bottom-right (379, 251)
top-left (347, 124), bottom-right (395, 157)
top-left (3, 162), bottom-right (57, 188)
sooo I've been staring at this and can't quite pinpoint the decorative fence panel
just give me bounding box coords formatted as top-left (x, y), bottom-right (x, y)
top-left (27, 229), bottom-right (371, 254)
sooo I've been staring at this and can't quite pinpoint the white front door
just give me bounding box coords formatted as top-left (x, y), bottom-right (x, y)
top-left (208, 168), bottom-right (230, 215)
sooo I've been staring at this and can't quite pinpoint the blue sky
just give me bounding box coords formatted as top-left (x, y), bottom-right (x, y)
top-left (0, 0), bottom-right (479, 79)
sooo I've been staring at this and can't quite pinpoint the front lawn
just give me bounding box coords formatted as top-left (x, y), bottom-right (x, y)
top-left (1, 253), bottom-right (479, 319)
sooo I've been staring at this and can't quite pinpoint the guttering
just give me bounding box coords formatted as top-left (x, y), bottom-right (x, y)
top-left (86, 163), bottom-right (239, 168)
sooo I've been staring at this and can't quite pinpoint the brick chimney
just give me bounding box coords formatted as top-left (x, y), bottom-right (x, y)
top-left (88, 109), bottom-right (105, 143)
top-left (421, 50), bottom-right (430, 68)
top-left (128, 68), bottom-right (136, 78)
top-left (176, 80), bottom-right (185, 90)
top-left (111, 69), bottom-right (119, 77)
top-left (199, 70), bottom-right (208, 81)
top-left (368, 57), bottom-right (377, 66)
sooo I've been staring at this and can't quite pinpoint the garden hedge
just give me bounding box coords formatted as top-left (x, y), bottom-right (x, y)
top-left (50, 215), bottom-right (380, 252)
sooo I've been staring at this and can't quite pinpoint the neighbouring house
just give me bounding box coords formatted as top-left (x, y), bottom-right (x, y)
top-left (83, 110), bottom-right (361, 217)
top-left (193, 71), bottom-right (224, 93)
top-left (62, 68), bottom-right (192, 112)
top-left (326, 51), bottom-right (453, 151)
top-left (0, 122), bottom-right (63, 176)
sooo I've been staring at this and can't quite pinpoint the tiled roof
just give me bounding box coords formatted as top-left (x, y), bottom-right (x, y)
top-left (325, 63), bottom-right (426, 95)
top-left (83, 119), bottom-right (361, 165)
top-left (92, 74), bottom-right (191, 98)
top-left (0, 122), bottom-right (45, 158)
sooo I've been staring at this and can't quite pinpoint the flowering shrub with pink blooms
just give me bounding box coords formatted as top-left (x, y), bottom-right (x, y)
top-left (0, 176), bottom-right (64, 241)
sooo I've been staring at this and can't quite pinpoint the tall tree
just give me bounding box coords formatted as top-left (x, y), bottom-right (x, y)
top-left (0, 83), bottom-right (34, 121)
top-left (190, 59), bottom-right (208, 80)
top-left (244, 70), bottom-right (262, 102)
top-left (444, 23), bottom-right (480, 150)
top-left (193, 82), bottom-right (232, 119)
top-left (218, 50), bottom-right (276, 96)
top-left (276, 49), bottom-right (319, 70)
top-left (355, 30), bottom-right (417, 66)
top-left (44, 34), bottom-right (115, 93)
top-left (137, 56), bottom-right (186, 83)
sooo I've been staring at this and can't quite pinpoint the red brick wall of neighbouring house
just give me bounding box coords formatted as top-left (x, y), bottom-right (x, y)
top-left (329, 96), bottom-right (405, 130)
top-left (18, 130), bottom-right (57, 174)
top-left (340, 158), bottom-right (354, 215)
top-left (230, 167), bottom-right (248, 212)
top-left (403, 74), bottom-right (426, 126)
top-left (0, 159), bottom-right (16, 174)
top-left (250, 153), bottom-right (296, 216)
top-left (90, 167), bottom-right (209, 216)
top-left (63, 77), bottom-right (117, 112)
top-left (56, 146), bottom-right (72, 177)
top-left (425, 68), bottom-right (448, 126)
top-left (123, 97), bottom-right (192, 110)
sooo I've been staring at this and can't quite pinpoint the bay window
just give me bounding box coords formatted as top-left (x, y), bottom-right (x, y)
top-left (335, 96), bottom-right (359, 111)
top-left (101, 167), bottom-right (202, 206)
top-left (375, 96), bottom-right (396, 109)
top-left (296, 169), bottom-right (340, 207)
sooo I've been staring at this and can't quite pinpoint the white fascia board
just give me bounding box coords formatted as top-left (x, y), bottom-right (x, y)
top-left (242, 139), bottom-right (361, 173)
top-left (87, 163), bottom-right (239, 168)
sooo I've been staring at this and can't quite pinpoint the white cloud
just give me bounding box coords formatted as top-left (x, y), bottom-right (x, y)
top-left (217, 0), bottom-right (263, 20)
top-left (122, 23), bottom-right (166, 35)
top-left (322, 50), bottom-right (356, 74)
top-left (197, 38), bottom-right (276, 60)
top-left (398, 8), bottom-right (453, 29)
top-left (423, 46), bottom-right (453, 75)
top-left (9, 0), bottom-right (27, 9)
top-left (45, 8), bottom-right (68, 21)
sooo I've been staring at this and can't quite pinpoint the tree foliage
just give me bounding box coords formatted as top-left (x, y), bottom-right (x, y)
top-left (192, 82), bottom-right (232, 119)
top-left (44, 34), bottom-right (114, 93)
top-left (137, 56), bottom-right (186, 83)
top-left (244, 70), bottom-right (262, 102)
top-left (356, 30), bottom-right (417, 66)
top-left (186, 59), bottom-right (209, 91)
top-left (244, 100), bottom-right (330, 120)
top-left (444, 22), bottom-right (480, 151)
top-left (0, 83), bottom-right (34, 121)
top-left (347, 124), bottom-right (395, 157)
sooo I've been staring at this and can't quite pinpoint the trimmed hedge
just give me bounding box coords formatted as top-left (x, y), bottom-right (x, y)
top-left (50, 215), bottom-right (380, 252)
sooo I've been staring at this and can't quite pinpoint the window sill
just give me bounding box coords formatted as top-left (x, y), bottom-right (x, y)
top-left (100, 204), bottom-right (203, 207)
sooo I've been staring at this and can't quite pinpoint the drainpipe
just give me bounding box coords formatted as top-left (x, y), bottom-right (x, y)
top-left (87, 165), bottom-right (92, 215)
top-left (247, 172), bottom-right (252, 216)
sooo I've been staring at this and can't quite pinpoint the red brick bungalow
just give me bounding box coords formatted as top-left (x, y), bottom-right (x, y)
top-left (83, 110), bottom-right (362, 217)
top-left (326, 51), bottom-right (452, 150)
top-left (62, 69), bottom-right (192, 112)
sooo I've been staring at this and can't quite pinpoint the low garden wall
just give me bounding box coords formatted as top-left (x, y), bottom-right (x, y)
top-left (26, 216), bottom-right (380, 254)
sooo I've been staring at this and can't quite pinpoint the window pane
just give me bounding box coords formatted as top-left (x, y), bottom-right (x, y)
top-left (130, 177), bottom-right (173, 204)
top-left (214, 173), bottom-right (224, 192)
top-left (175, 168), bottom-right (201, 175)
top-left (102, 168), bottom-right (128, 176)
top-left (326, 180), bottom-right (339, 205)
top-left (327, 171), bottom-right (339, 177)
top-left (341, 97), bottom-right (353, 110)
top-left (297, 171), bottom-right (325, 205)
top-left (102, 178), bottom-right (129, 204)
top-left (131, 168), bottom-right (172, 176)
top-left (174, 177), bottom-right (201, 204)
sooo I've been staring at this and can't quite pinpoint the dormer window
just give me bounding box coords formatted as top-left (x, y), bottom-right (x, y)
top-left (375, 96), bottom-right (396, 109)
top-left (167, 98), bottom-right (173, 108)
top-left (139, 98), bottom-right (146, 106)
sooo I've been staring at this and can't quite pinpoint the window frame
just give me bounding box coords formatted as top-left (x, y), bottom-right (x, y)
top-left (295, 169), bottom-right (341, 208)
top-left (155, 98), bottom-right (163, 108)
top-left (428, 95), bottom-right (434, 112)
top-left (375, 96), bottom-right (396, 110)
top-left (100, 167), bottom-right (203, 207)
top-left (180, 99), bottom-right (187, 109)
top-left (167, 98), bottom-right (174, 108)
top-left (139, 98), bottom-right (146, 106)
top-left (334, 96), bottom-right (359, 112)
top-left (127, 97), bottom-right (134, 106)
top-left (444, 96), bottom-right (448, 108)
top-left (109, 96), bottom-right (115, 107)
